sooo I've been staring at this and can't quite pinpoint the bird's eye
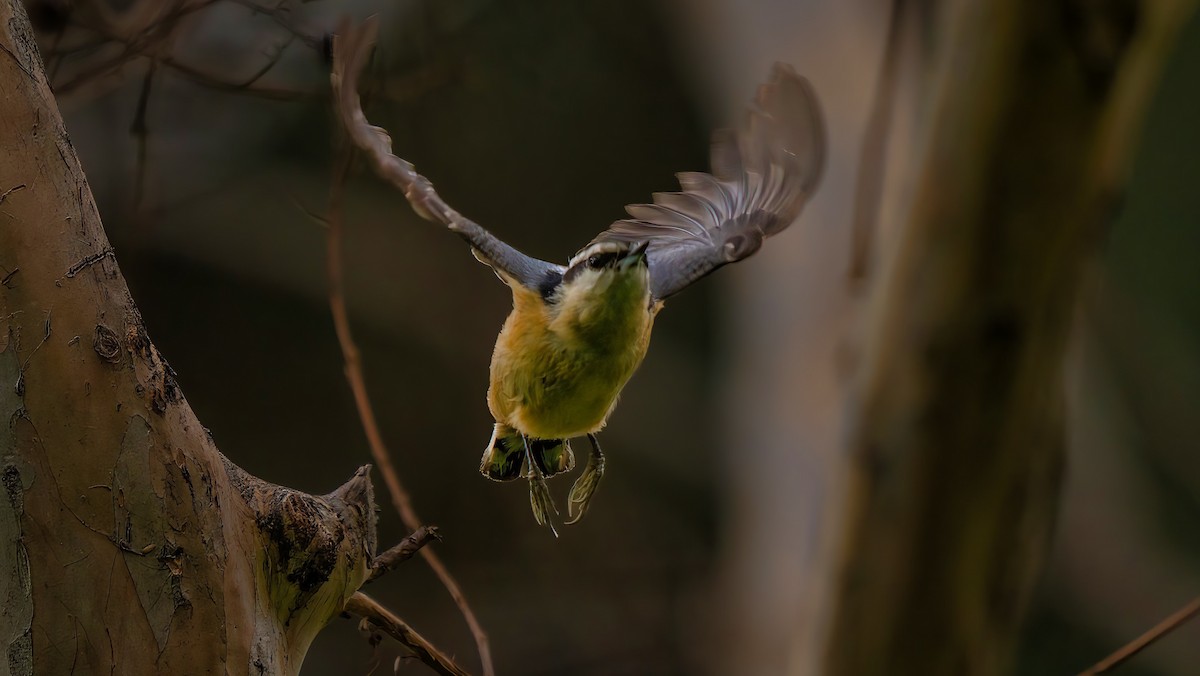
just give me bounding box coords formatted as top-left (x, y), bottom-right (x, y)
top-left (587, 255), bottom-right (602, 268)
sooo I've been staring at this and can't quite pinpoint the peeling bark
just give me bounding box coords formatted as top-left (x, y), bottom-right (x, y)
top-left (0, 1), bottom-right (379, 673)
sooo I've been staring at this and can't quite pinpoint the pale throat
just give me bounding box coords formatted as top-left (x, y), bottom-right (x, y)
top-left (550, 269), bottom-right (652, 350)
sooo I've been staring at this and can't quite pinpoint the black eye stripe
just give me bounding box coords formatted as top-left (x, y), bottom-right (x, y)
top-left (589, 252), bottom-right (620, 268)
top-left (563, 249), bottom-right (628, 284)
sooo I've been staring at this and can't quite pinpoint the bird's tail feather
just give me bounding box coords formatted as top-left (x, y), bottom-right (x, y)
top-left (479, 424), bottom-right (574, 481)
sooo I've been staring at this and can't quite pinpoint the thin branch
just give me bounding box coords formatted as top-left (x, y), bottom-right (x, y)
top-left (215, 31), bottom-right (297, 89)
top-left (51, 0), bottom-right (306, 98)
top-left (325, 101), bottom-right (494, 675)
top-left (1077, 596), bottom-right (1200, 675)
top-left (131, 59), bottom-right (156, 208)
top-left (52, 47), bottom-right (138, 94)
top-left (226, 0), bottom-right (323, 50)
top-left (75, 0), bottom-right (185, 39)
top-left (44, 0), bottom-right (452, 107)
top-left (159, 55), bottom-right (317, 99)
top-left (345, 592), bottom-right (471, 676)
top-left (52, 0), bottom-right (201, 94)
top-left (369, 525), bottom-right (441, 582)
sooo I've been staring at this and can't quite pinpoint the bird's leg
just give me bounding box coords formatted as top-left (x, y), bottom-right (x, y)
top-left (523, 433), bottom-right (559, 537)
top-left (566, 434), bottom-right (606, 525)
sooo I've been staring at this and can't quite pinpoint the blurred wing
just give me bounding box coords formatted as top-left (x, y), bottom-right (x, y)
top-left (589, 63), bottom-right (825, 301)
top-left (329, 18), bottom-right (564, 296)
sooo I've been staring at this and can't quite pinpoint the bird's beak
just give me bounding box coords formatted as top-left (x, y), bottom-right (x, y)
top-left (618, 241), bottom-right (649, 270)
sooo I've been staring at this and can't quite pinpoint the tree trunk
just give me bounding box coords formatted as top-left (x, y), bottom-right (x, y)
top-left (0, 2), bottom-right (376, 673)
top-left (699, 0), bottom-right (1195, 674)
top-left (823, 1), bottom-right (1195, 674)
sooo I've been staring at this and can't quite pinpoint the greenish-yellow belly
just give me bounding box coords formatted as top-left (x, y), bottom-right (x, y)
top-left (488, 323), bottom-right (650, 439)
top-left (519, 356), bottom-right (628, 437)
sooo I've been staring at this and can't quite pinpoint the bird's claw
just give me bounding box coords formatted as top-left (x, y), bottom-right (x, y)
top-left (521, 434), bottom-right (560, 537)
top-left (565, 452), bottom-right (605, 525)
top-left (527, 472), bottom-right (560, 538)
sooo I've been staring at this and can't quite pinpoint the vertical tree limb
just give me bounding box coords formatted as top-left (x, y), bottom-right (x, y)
top-left (824, 1), bottom-right (1197, 674)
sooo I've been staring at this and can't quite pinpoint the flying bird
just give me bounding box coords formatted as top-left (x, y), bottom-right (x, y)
top-left (332, 32), bottom-right (825, 536)
top-left (477, 65), bottom-right (824, 534)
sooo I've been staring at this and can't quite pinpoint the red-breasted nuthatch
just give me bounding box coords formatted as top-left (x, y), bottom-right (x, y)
top-left (440, 64), bottom-right (824, 535)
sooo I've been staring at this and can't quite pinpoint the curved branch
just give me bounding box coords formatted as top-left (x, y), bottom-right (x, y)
top-left (345, 592), bottom-right (471, 676)
top-left (324, 103), bottom-right (494, 674)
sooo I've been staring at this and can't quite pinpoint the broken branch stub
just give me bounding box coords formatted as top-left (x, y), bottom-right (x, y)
top-left (227, 462), bottom-right (378, 666)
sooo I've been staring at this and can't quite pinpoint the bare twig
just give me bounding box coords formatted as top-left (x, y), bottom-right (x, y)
top-left (131, 59), bottom-right (156, 208)
top-left (50, 0), bottom-right (309, 98)
top-left (53, 0), bottom-right (199, 94)
top-left (43, 0), bottom-right (453, 109)
top-left (1077, 596), bottom-right (1200, 675)
top-left (226, 0), bottom-right (323, 49)
top-left (345, 592), bottom-right (471, 676)
top-left (325, 68), bottom-right (494, 674)
top-left (159, 56), bottom-right (317, 99)
top-left (51, 48), bottom-right (136, 94)
top-left (75, 0), bottom-right (183, 40)
top-left (369, 525), bottom-right (441, 582)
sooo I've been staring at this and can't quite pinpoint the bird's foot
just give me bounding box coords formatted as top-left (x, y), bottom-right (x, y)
top-left (521, 433), bottom-right (560, 537)
top-left (527, 472), bottom-right (560, 538)
top-left (566, 434), bottom-right (606, 525)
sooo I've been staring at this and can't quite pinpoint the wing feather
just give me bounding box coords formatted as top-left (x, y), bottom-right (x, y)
top-left (624, 204), bottom-right (710, 239)
top-left (588, 63), bottom-right (825, 301)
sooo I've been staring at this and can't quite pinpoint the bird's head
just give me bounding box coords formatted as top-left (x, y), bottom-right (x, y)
top-left (550, 241), bottom-right (650, 321)
top-left (562, 240), bottom-right (649, 291)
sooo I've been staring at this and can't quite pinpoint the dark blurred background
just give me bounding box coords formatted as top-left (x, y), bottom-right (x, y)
top-left (30, 0), bottom-right (1200, 674)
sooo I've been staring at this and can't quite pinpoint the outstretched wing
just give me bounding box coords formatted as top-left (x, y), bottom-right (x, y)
top-left (458, 220), bottom-right (565, 296)
top-left (588, 63), bottom-right (825, 301)
top-left (330, 17), bottom-right (565, 295)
